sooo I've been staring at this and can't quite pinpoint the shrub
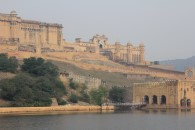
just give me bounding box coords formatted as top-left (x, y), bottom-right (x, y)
top-left (57, 98), bottom-right (67, 105)
top-left (68, 93), bottom-right (78, 103)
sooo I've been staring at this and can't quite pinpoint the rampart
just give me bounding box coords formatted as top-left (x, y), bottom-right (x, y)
top-left (60, 72), bottom-right (102, 90)
top-left (0, 106), bottom-right (114, 114)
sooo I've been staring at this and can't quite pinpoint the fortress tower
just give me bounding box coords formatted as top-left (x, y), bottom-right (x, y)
top-left (0, 11), bottom-right (63, 53)
top-left (127, 42), bottom-right (133, 64)
top-left (139, 43), bottom-right (145, 65)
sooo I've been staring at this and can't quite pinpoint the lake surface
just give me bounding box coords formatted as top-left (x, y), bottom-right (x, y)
top-left (0, 109), bottom-right (195, 130)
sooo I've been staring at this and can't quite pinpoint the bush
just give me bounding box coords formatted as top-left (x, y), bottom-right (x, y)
top-left (109, 86), bottom-right (125, 103)
top-left (57, 98), bottom-right (67, 105)
top-left (79, 91), bottom-right (90, 103)
top-left (0, 73), bottom-right (67, 107)
top-left (21, 57), bottom-right (59, 77)
top-left (69, 79), bottom-right (79, 90)
top-left (89, 86), bottom-right (108, 106)
top-left (0, 53), bottom-right (18, 73)
top-left (68, 93), bottom-right (78, 103)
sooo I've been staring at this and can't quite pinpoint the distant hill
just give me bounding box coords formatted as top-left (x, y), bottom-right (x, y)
top-left (160, 56), bottom-right (195, 71)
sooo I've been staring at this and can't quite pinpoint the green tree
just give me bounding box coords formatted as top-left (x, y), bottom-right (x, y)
top-left (68, 93), bottom-right (78, 103)
top-left (57, 98), bottom-right (67, 105)
top-left (69, 78), bottom-right (79, 90)
top-left (0, 53), bottom-right (18, 73)
top-left (21, 57), bottom-right (59, 77)
top-left (0, 73), bottom-right (55, 107)
top-left (89, 86), bottom-right (108, 106)
top-left (109, 86), bottom-right (126, 103)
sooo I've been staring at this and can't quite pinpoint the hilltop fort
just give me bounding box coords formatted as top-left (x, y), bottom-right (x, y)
top-left (1, 11), bottom-right (195, 109)
top-left (0, 11), bottom-right (148, 65)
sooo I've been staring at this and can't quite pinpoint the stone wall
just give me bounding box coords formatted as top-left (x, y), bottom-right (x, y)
top-left (0, 105), bottom-right (114, 114)
top-left (132, 80), bottom-right (195, 109)
top-left (61, 72), bottom-right (102, 90)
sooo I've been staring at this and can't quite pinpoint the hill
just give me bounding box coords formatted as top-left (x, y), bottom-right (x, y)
top-left (51, 60), bottom-right (137, 87)
top-left (160, 56), bottom-right (195, 71)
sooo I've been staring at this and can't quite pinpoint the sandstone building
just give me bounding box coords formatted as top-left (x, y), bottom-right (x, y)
top-left (0, 11), bottom-right (147, 65)
top-left (65, 34), bottom-right (147, 65)
top-left (0, 11), bottom-right (63, 53)
top-left (132, 68), bottom-right (195, 109)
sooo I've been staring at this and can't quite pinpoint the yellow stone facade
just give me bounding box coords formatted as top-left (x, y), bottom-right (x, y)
top-left (133, 68), bottom-right (195, 109)
top-left (0, 11), bottom-right (63, 53)
top-left (65, 34), bottom-right (146, 65)
top-left (0, 11), bottom-right (146, 65)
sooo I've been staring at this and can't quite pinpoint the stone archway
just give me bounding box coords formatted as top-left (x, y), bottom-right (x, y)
top-left (161, 95), bottom-right (166, 104)
top-left (187, 99), bottom-right (191, 107)
top-left (144, 95), bottom-right (149, 104)
top-left (152, 95), bottom-right (157, 104)
top-left (99, 44), bottom-right (103, 49)
top-left (180, 99), bottom-right (185, 107)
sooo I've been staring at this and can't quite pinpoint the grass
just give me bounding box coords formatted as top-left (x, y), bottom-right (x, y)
top-left (50, 60), bottom-right (141, 87)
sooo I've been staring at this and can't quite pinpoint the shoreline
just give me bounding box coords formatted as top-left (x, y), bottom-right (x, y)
top-left (0, 105), bottom-right (114, 114)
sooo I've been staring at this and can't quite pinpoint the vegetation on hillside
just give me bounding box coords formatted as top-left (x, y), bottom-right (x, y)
top-left (0, 54), bottom-right (129, 107)
top-left (21, 57), bottom-right (59, 77)
top-left (89, 86), bottom-right (108, 106)
top-left (0, 56), bottom-right (66, 107)
top-left (0, 53), bottom-right (18, 73)
top-left (109, 86), bottom-right (126, 103)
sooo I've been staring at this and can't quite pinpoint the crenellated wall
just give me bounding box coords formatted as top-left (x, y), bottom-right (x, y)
top-left (60, 72), bottom-right (102, 90)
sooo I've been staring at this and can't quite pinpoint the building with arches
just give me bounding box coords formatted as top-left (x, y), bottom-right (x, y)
top-left (132, 68), bottom-right (195, 109)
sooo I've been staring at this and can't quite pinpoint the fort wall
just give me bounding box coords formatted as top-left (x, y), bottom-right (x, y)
top-left (0, 106), bottom-right (114, 114)
top-left (60, 72), bottom-right (102, 90)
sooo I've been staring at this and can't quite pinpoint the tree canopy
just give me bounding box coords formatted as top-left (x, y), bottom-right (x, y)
top-left (0, 53), bottom-right (18, 73)
top-left (0, 57), bottom-right (66, 107)
top-left (89, 86), bottom-right (108, 106)
top-left (0, 73), bottom-right (67, 107)
top-left (21, 57), bottom-right (59, 77)
top-left (109, 86), bottom-right (126, 103)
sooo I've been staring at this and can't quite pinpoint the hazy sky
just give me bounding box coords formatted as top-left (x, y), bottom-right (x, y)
top-left (1, 0), bottom-right (195, 61)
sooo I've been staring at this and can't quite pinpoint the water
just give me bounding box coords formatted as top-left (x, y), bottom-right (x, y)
top-left (0, 110), bottom-right (195, 130)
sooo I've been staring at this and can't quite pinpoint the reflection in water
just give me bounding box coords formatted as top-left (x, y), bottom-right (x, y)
top-left (1, 110), bottom-right (195, 130)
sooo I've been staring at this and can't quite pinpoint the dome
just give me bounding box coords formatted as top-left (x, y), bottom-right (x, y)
top-left (127, 42), bottom-right (132, 46)
top-left (10, 10), bottom-right (17, 15)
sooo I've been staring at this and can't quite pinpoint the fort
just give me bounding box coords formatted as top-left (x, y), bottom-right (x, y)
top-left (0, 11), bottom-right (147, 65)
top-left (1, 11), bottom-right (195, 110)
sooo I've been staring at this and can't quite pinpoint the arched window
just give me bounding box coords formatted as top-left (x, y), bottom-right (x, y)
top-left (99, 44), bottom-right (103, 49)
top-left (144, 95), bottom-right (149, 104)
top-left (187, 99), bottom-right (191, 107)
top-left (161, 95), bottom-right (166, 104)
top-left (152, 95), bottom-right (157, 104)
top-left (180, 99), bottom-right (185, 107)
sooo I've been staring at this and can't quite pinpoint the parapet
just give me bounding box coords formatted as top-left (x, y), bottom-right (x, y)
top-left (133, 80), bottom-right (178, 88)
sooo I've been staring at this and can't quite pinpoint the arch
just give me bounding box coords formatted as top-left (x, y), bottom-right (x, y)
top-left (99, 44), bottom-right (103, 49)
top-left (180, 99), bottom-right (185, 107)
top-left (152, 95), bottom-right (158, 104)
top-left (187, 99), bottom-right (191, 107)
top-left (161, 95), bottom-right (166, 104)
top-left (144, 95), bottom-right (149, 104)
